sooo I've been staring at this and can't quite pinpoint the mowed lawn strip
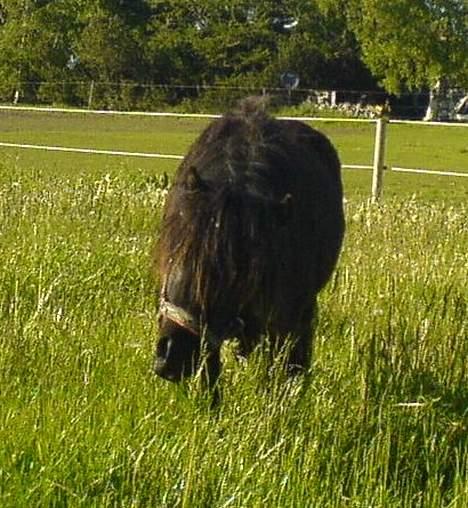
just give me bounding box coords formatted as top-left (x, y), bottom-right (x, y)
top-left (1, 109), bottom-right (467, 203)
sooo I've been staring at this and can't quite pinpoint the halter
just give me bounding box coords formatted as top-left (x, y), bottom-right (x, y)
top-left (158, 297), bottom-right (245, 349)
top-left (158, 280), bottom-right (244, 349)
top-left (158, 299), bottom-right (200, 337)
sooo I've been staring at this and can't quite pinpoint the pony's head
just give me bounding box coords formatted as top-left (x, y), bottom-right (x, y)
top-left (153, 165), bottom-right (246, 384)
top-left (154, 254), bottom-right (244, 384)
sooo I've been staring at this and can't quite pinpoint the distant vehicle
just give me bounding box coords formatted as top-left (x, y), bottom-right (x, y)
top-left (422, 80), bottom-right (466, 122)
top-left (454, 95), bottom-right (468, 121)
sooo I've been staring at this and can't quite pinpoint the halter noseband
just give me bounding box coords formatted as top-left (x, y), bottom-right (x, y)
top-left (158, 296), bottom-right (244, 350)
top-left (158, 264), bottom-right (245, 349)
top-left (158, 298), bottom-right (201, 338)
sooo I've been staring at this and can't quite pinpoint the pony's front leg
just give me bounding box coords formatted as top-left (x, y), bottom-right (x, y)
top-left (282, 301), bottom-right (317, 376)
top-left (196, 349), bottom-right (221, 406)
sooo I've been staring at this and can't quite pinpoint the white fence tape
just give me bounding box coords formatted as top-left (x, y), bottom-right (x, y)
top-left (0, 104), bottom-right (376, 123)
top-left (391, 167), bottom-right (468, 178)
top-left (389, 119), bottom-right (468, 128)
top-left (0, 104), bottom-right (222, 119)
top-left (0, 141), bottom-right (372, 170)
top-left (0, 141), bottom-right (184, 159)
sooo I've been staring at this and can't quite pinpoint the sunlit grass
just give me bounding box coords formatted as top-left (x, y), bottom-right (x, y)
top-left (0, 161), bottom-right (467, 507)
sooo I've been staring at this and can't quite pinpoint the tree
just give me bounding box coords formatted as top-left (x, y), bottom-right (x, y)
top-left (0, 0), bottom-right (84, 101)
top-left (192, 1), bottom-right (281, 84)
top-left (76, 0), bottom-right (151, 83)
top-left (264, 0), bottom-right (376, 90)
top-left (142, 1), bottom-right (205, 85)
top-left (348, 0), bottom-right (468, 93)
top-left (143, 0), bottom-right (287, 86)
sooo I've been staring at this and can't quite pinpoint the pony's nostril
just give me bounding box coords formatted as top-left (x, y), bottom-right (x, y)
top-left (156, 336), bottom-right (172, 360)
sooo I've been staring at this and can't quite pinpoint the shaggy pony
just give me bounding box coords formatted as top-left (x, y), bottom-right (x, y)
top-left (154, 98), bottom-right (344, 390)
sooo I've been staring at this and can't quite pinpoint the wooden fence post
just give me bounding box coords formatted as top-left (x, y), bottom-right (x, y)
top-left (87, 80), bottom-right (95, 109)
top-left (371, 116), bottom-right (388, 202)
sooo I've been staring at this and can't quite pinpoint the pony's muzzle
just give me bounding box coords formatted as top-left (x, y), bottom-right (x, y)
top-left (154, 336), bottom-right (180, 381)
top-left (153, 334), bottom-right (201, 382)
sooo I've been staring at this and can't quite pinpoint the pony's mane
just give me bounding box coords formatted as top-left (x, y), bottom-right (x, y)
top-left (159, 99), bottom-right (292, 315)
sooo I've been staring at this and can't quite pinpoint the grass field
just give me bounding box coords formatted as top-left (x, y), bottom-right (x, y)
top-left (0, 110), bottom-right (467, 507)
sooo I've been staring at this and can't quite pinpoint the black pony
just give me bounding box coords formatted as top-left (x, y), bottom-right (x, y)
top-left (153, 98), bottom-right (344, 391)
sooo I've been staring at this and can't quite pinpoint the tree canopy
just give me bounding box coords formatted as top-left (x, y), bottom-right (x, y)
top-left (0, 0), bottom-right (466, 104)
top-left (348, 0), bottom-right (468, 93)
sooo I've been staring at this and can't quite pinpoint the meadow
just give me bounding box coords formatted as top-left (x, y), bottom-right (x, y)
top-left (0, 110), bottom-right (467, 507)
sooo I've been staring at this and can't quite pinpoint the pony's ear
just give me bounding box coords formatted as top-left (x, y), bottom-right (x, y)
top-left (278, 193), bottom-right (293, 224)
top-left (186, 166), bottom-right (208, 191)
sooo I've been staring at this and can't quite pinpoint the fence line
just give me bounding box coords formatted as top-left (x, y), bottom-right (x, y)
top-left (0, 104), bottom-right (376, 123)
top-left (0, 104), bottom-right (223, 119)
top-left (4, 104), bottom-right (467, 126)
top-left (278, 116), bottom-right (374, 123)
top-left (389, 119), bottom-right (468, 128)
top-left (391, 167), bottom-right (468, 178)
top-left (0, 141), bottom-right (184, 160)
top-left (1, 105), bottom-right (467, 199)
top-left (345, 164), bottom-right (373, 170)
top-left (3, 141), bottom-right (466, 177)
top-left (0, 140), bottom-right (371, 170)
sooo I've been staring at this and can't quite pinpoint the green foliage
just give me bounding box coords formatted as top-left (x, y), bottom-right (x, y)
top-left (348, 0), bottom-right (468, 93)
top-left (77, 13), bottom-right (141, 82)
top-left (0, 0), bottom-right (466, 104)
top-left (0, 0), bottom-right (84, 100)
top-left (0, 0), bottom-right (377, 106)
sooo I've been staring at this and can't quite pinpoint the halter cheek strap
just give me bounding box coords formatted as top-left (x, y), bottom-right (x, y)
top-left (158, 273), bottom-right (199, 335)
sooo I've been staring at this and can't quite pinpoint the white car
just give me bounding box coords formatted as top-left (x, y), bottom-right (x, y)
top-left (454, 95), bottom-right (468, 121)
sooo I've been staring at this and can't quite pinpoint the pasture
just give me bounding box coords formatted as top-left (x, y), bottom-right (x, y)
top-left (0, 109), bottom-right (467, 201)
top-left (0, 110), bottom-right (467, 507)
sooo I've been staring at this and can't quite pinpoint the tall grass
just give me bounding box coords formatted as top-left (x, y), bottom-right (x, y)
top-left (0, 162), bottom-right (466, 507)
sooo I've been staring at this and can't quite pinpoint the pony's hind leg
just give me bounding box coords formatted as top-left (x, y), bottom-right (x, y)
top-left (286, 332), bottom-right (312, 375)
